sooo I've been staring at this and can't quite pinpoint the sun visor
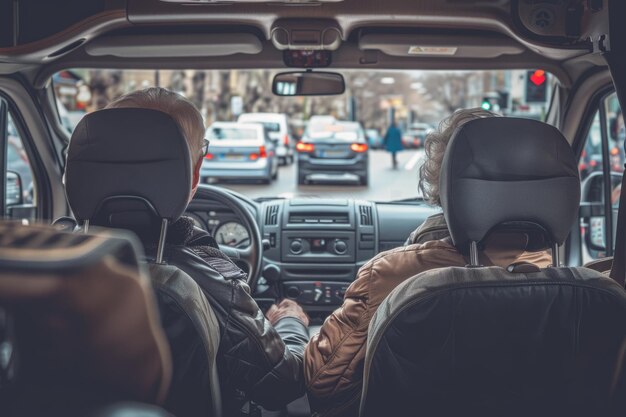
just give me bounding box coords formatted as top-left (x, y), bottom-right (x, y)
top-left (85, 33), bottom-right (262, 58)
top-left (359, 33), bottom-right (525, 58)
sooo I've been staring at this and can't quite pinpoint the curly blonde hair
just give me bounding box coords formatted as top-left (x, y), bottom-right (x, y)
top-left (106, 87), bottom-right (205, 163)
top-left (418, 108), bottom-right (499, 206)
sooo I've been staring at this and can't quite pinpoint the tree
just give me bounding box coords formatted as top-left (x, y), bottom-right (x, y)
top-left (419, 72), bottom-right (471, 114)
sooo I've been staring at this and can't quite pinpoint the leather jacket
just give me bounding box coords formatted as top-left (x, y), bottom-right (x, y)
top-left (144, 217), bottom-right (309, 416)
top-left (304, 213), bottom-right (552, 416)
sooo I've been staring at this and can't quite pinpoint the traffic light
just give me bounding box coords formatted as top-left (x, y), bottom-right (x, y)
top-left (481, 97), bottom-right (492, 111)
top-left (526, 70), bottom-right (547, 103)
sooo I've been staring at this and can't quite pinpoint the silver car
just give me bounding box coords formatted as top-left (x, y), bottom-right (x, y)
top-left (202, 122), bottom-right (279, 184)
top-left (238, 113), bottom-right (294, 166)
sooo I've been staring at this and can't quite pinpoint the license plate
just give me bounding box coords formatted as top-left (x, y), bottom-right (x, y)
top-left (322, 150), bottom-right (345, 158)
top-left (222, 154), bottom-right (245, 161)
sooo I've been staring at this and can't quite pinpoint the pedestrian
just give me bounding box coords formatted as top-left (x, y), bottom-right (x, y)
top-left (383, 120), bottom-right (403, 169)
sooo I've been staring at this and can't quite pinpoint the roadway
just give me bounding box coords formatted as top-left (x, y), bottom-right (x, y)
top-left (216, 149), bottom-right (425, 202)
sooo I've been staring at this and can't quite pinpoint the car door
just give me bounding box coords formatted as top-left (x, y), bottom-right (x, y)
top-left (577, 92), bottom-right (624, 263)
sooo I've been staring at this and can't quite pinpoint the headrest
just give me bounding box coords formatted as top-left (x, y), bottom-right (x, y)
top-left (440, 117), bottom-right (580, 250)
top-left (0, 222), bottom-right (172, 411)
top-left (65, 108), bottom-right (192, 230)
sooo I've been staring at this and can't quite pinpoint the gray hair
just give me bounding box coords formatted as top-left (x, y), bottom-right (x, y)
top-left (418, 108), bottom-right (499, 206)
top-left (106, 87), bottom-right (205, 163)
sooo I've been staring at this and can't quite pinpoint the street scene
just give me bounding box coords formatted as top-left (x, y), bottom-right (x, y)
top-left (218, 148), bottom-right (425, 201)
top-left (45, 68), bottom-right (557, 203)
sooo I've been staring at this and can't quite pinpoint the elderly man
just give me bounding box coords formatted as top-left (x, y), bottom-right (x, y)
top-left (98, 88), bottom-right (310, 416)
top-left (304, 108), bottom-right (553, 417)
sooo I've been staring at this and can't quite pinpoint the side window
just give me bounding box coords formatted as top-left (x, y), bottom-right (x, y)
top-left (579, 93), bottom-right (624, 262)
top-left (4, 111), bottom-right (37, 220)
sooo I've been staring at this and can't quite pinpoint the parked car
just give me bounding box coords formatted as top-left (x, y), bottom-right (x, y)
top-left (238, 113), bottom-right (294, 165)
top-left (402, 122), bottom-right (434, 149)
top-left (365, 129), bottom-right (384, 149)
top-left (297, 120), bottom-right (369, 186)
top-left (202, 122), bottom-right (278, 184)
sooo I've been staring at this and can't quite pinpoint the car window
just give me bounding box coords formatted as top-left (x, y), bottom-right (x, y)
top-left (54, 69), bottom-right (554, 202)
top-left (208, 127), bottom-right (259, 140)
top-left (579, 92), bottom-right (623, 262)
top-left (4, 112), bottom-right (37, 215)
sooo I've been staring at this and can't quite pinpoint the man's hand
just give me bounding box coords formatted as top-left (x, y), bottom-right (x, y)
top-left (266, 299), bottom-right (309, 327)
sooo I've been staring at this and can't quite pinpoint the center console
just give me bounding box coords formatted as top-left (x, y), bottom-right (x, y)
top-left (260, 198), bottom-right (378, 322)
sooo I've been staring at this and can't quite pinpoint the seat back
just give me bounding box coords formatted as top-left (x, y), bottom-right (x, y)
top-left (64, 107), bottom-right (223, 416)
top-left (361, 266), bottom-right (626, 416)
top-left (361, 117), bottom-right (626, 416)
top-left (0, 222), bottom-right (172, 416)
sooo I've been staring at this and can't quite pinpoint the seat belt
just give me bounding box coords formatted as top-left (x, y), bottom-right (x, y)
top-left (609, 166), bottom-right (626, 287)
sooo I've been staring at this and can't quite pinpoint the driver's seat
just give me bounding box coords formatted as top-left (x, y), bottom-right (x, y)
top-left (360, 118), bottom-right (626, 416)
top-left (64, 108), bottom-right (222, 416)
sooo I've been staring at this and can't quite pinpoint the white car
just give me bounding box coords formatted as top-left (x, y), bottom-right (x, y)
top-left (238, 113), bottom-right (294, 165)
top-left (202, 122), bottom-right (279, 184)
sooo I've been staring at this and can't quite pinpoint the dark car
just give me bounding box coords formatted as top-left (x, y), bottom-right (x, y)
top-left (401, 123), bottom-right (433, 149)
top-left (297, 120), bottom-right (369, 186)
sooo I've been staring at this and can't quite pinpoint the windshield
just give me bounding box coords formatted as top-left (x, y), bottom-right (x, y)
top-left (54, 69), bottom-right (553, 202)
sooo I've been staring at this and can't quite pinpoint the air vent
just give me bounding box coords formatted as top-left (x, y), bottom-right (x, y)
top-left (289, 212), bottom-right (349, 224)
top-left (265, 204), bottom-right (279, 226)
top-left (359, 205), bottom-right (373, 226)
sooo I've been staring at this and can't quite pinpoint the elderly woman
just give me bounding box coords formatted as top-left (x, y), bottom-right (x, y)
top-left (304, 108), bottom-right (552, 417)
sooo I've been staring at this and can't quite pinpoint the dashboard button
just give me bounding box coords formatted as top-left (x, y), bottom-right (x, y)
top-left (333, 239), bottom-right (347, 254)
top-left (262, 264), bottom-right (281, 283)
top-left (290, 239), bottom-right (303, 254)
top-left (286, 286), bottom-right (301, 299)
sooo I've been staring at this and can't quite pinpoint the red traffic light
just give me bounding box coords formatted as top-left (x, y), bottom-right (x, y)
top-left (530, 70), bottom-right (546, 86)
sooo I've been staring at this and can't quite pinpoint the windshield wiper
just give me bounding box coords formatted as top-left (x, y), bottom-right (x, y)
top-left (385, 196), bottom-right (425, 204)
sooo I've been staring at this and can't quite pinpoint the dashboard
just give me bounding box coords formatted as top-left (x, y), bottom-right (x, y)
top-left (186, 192), bottom-right (438, 324)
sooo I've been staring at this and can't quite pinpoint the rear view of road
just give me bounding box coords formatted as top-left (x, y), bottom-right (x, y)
top-left (217, 149), bottom-right (425, 202)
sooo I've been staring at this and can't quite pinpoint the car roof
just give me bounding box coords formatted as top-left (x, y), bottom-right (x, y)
top-left (0, 0), bottom-right (610, 91)
top-left (208, 122), bottom-right (264, 131)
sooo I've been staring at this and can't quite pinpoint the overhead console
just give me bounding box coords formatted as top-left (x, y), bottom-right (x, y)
top-left (271, 19), bottom-right (343, 51)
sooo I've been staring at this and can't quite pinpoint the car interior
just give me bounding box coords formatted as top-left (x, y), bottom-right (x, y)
top-left (1, 0), bottom-right (626, 416)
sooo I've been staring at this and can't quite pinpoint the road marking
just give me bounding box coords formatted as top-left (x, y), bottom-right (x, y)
top-left (404, 151), bottom-right (424, 171)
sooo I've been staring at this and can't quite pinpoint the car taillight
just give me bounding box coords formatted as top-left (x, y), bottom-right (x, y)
top-left (250, 146), bottom-right (268, 161)
top-left (296, 142), bottom-right (315, 152)
top-left (350, 143), bottom-right (368, 153)
top-left (283, 134), bottom-right (290, 146)
top-left (205, 153), bottom-right (214, 160)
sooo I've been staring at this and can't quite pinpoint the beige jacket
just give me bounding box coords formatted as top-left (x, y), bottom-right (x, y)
top-left (304, 214), bottom-right (552, 416)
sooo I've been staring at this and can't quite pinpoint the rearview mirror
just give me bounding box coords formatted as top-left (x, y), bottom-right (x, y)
top-left (272, 71), bottom-right (345, 96)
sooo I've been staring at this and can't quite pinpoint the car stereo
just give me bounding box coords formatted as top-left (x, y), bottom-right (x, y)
top-left (282, 231), bottom-right (355, 263)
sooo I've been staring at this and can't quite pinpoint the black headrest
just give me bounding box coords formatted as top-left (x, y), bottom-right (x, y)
top-left (65, 108), bottom-right (192, 230)
top-left (440, 117), bottom-right (580, 250)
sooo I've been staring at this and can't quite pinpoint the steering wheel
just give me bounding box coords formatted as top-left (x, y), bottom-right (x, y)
top-left (188, 185), bottom-right (263, 290)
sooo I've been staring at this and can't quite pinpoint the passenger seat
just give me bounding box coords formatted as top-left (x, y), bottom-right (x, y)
top-left (0, 222), bottom-right (172, 416)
